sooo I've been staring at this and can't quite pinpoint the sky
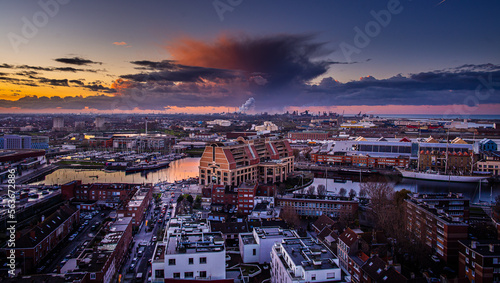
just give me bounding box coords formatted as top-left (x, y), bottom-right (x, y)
top-left (0, 0), bottom-right (499, 115)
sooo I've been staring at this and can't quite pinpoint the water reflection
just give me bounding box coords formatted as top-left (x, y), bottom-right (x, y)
top-left (34, 157), bottom-right (201, 185)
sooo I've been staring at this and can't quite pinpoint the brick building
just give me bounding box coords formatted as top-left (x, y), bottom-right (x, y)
top-left (405, 193), bottom-right (469, 263)
top-left (13, 204), bottom-right (80, 273)
top-left (117, 186), bottom-right (153, 228)
top-left (310, 153), bottom-right (409, 168)
top-left (458, 240), bottom-right (500, 283)
top-left (288, 131), bottom-right (330, 141)
top-left (61, 181), bottom-right (137, 208)
top-left (276, 195), bottom-right (358, 219)
top-left (69, 217), bottom-right (133, 282)
top-left (199, 136), bottom-right (294, 187)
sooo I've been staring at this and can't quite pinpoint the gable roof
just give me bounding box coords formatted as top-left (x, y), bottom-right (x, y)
top-left (312, 214), bottom-right (335, 233)
top-left (17, 204), bottom-right (78, 248)
top-left (338, 228), bottom-right (358, 248)
top-left (361, 255), bottom-right (386, 281)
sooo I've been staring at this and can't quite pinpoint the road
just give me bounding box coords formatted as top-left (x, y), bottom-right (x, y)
top-left (44, 210), bottom-right (110, 274)
top-left (119, 183), bottom-right (180, 283)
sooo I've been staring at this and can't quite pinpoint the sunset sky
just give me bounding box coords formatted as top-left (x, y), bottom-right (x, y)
top-left (0, 0), bottom-right (499, 115)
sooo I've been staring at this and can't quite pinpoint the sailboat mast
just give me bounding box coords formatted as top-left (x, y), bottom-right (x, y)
top-left (445, 130), bottom-right (449, 175)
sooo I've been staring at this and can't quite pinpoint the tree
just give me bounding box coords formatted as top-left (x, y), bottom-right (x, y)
top-left (193, 195), bottom-right (202, 209)
top-left (280, 206), bottom-right (301, 229)
top-left (348, 189), bottom-right (356, 200)
top-left (359, 187), bottom-right (367, 198)
top-left (278, 182), bottom-right (287, 196)
top-left (338, 188), bottom-right (347, 197)
top-left (176, 195), bottom-right (184, 203)
top-left (186, 194), bottom-right (194, 203)
top-left (306, 186), bottom-right (316, 196)
top-left (317, 184), bottom-right (327, 197)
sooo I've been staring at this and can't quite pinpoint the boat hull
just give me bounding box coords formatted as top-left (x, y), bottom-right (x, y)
top-left (398, 170), bottom-right (489, 183)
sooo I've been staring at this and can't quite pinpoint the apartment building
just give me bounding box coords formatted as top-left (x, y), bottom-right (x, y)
top-left (117, 186), bottom-right (153, 228)
top-left (199, 136), bottom-right (294, 187)
top-left (61, 181), bottom-right (137, 208)
top-left (151, 216), bottom-right (225, 281)
top-left (458, 240), bottom-right (500, 283)
top-left (237, 182), bottom-right (257, 215)
top-left (270, 237), bottom-right (349, 283)
top-left (405, 193), bottom-right (469, 263)
top-left (239, 227), bottom-right (298, 264)
top-left (276, 195), bottom-right (358, 218)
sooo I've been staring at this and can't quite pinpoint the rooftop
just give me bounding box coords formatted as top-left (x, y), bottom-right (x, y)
top-left (165, 232), bottom-right (225, 255)
top-left (279, 237), bottom-right (340, 271)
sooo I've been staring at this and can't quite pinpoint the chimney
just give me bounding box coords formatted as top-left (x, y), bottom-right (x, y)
top-left (30, 230), bottom-right (36, 239)
top-left (41, 215), bottom-right (45, 222)
top-left (489, 244), bottom-right (494, 253)
top-left (471, 241), bottom-right (477, 249)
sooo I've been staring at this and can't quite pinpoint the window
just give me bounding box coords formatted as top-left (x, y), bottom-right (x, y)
top-left (200, 271), bottom-right (207, 278)
top-left (185, 272), bottom-right (193, 278)
top-left (173, 273), bottom-right (180, 279)
top-left (189, 258), bottom-right (193, 265)
top-left (200, 257), bottom-right (207, 264)
top-left (311, 274), bottom-right (316, 280)
top-left (327, 273), bottom-right (335, 279)
top-left (155, 270), bottom-right (164, 278)
top-left (253, 249), bottom-right (256, 256)
top-left (169, 258), bottom-right (176, 265)
top-left (90, 273), bottom-right (96, 279)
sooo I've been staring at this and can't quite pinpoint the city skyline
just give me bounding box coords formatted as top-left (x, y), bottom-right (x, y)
top-left (1, 0), bottom-right (499, 115)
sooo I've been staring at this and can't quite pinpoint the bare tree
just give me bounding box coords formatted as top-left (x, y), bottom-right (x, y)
top-left (317, 184), bottom-right (327, 197)
top-left (280, 206), bottom-right (301, 229)
top-left (306, 185), bottom-right (316, 196)
top-left (338, 187), bottom-right (347, 197)
top-left (348, 189), bottom-right (356, 200)
top-left (359, 187), bottom-right (367, 198)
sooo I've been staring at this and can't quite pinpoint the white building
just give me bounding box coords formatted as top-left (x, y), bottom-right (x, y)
top-left (254, 121), bottom-right (279, 132)
top-left (239, 227), bottom-right (298, 264)
top-left (151, 216), bottom-right (225, 281)
top-left (271, 237), bottom-right (349, 283)
top-left (207, 119), bottom-right (232, 127)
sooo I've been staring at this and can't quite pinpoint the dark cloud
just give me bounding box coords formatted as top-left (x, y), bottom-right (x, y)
top-left (82, 83), bottom-right (116, 93)
top-left (0, 63), bottom-right (14, 69)
top-left (39, 78), bottom-right (69, 87)
top-left (303, 64), bottom-right (500, 106)
top-left (54, 57), bottom-right (102, 66)
top-left (121, 64), bottom-right (240, 83)
top-left (69, 80), bottom-right (85, 86)
top-left (168, 34), bottom-right (332, 88)
top-left (130, 60), bottom-right (177, 70)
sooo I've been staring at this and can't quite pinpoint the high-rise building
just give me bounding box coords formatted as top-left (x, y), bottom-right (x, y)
top-left (52, 117), bottom-right (64, 130)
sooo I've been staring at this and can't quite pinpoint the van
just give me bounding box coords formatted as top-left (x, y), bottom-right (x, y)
top-left (135, 272), bottom-right (144, 282)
